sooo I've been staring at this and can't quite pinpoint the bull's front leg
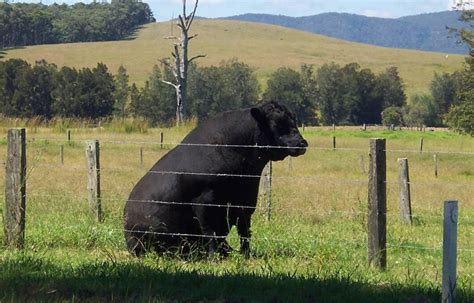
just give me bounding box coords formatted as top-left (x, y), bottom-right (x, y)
top-left (237, 212), bottom-right (251, 258)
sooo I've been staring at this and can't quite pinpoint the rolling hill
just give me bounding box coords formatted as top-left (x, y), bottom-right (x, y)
top-left (225, 11), bottom-right (468, 54)
top-left (1, 19), bottom-right (466, 96)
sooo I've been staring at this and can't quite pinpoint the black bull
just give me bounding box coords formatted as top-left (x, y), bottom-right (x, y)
top-left (124, 102), bottom-right (308, 257)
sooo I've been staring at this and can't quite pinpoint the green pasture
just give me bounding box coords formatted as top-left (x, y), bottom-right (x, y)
top-left (0, 125), bottom-right (473, 302)
top-left (1, 20), bottom-right (466, 97)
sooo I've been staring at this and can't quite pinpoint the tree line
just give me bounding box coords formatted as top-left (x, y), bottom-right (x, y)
top-left (0, 59), bottom-right (115, 119)
top-left (0, 0), bottom-right (154, 48)
top-left (0, 57), bottom-right (471, 134)
top-left (131, 61), bottom-right (408, 127)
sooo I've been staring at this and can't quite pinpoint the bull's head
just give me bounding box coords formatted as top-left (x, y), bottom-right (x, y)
top-left (251, 101), bottom-right (308, 161)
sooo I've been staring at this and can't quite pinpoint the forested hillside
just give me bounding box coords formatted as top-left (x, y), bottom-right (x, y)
top-left (0, 0), bottom-right (154, 48)
top-left (225, 11), bottom-right (468, 54)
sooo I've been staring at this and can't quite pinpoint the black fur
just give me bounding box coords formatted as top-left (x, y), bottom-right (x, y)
top-left (123, 102), bottom-right (308, 257)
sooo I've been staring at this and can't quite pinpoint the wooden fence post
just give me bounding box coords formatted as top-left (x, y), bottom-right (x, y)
top-left (420, 138), bottom-right (424, 153)
top-left (262, 161), bottom-right (272, 221)
top-left (3, 128), bottom-right (27, 249)
top-left (60, 144), bottom-right (64, 165)
top-left (442, 200), bottom-right (458, 303)
top-left (85, 140), bottom-right (102, 223)
top-left (160, 132), bottom-right (164, 149)
top-left (140, 147), bottom-right (144, 167)
top-left (332, 136), bottom-right (336, 150)
top-left (368, 138), bottom-right (386, 270)
top-left (434, 154), bottom-right (438, 178)
top-left (67, 130), bottom-right (71, 142)
top-left (397, 158), bottom-right (412, 224)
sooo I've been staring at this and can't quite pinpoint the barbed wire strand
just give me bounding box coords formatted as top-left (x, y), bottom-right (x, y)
top-left (15, 193), bottom-right (473, 222)
top-left (22, 162), bottom-right (474, 188)
top-left (25, 137), bottom-right (474, 156)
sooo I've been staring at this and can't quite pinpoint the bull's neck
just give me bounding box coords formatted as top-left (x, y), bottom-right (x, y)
top-left (220, 112), bottom-right (271, 175)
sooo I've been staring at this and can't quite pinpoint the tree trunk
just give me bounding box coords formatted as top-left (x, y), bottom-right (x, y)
top-left (161, 0), bottom-right (203, 127)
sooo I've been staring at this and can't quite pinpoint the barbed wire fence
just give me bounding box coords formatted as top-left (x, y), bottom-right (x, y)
top-left (2, 128), bottom-right (473, 299)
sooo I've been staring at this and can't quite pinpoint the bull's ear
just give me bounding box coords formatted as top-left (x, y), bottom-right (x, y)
top-left (251, 107), bottom-right (266, 124)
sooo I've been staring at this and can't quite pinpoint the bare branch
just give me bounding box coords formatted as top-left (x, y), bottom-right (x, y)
top-left (188, 33), bottom-right (199, 40)
top-left (188, 54), bottom-right (206, 63)
top-left (160, 79), bottom-right (178, 89)
top-left (186, 0), bottom-right (199, 30)
top-left (182, 0), bottom-right (186, 21)
top-left (178, 15), bottom-right (186, 30)
top-left (164, 36), bottom-right (179, 40)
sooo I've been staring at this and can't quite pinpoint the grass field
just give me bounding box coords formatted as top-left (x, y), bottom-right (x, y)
top-left (1, 20), bottom-right (466, 97)
top-left (0, 124), bottom-right (473, 302)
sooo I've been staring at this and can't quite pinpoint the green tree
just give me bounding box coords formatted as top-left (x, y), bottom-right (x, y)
top-left (430, 72), bottom-right (461, 114)
top-left (113, 65), bottom-right (130, 119)
top-left (315, 63), bottom-right (346, 125)
top-left (52, 66), bottom-right (80, 117)
top-left (14, 60), bottom-right (56, 117)
top-left (446, 9), bottom-right (473, 135)
top-left (445, 100), bottom-right (474, 135)
top-left (188, 60), bottom-right (260, 120)
top-left (381, 106), bottom-right (403, 127)
top-left (263, 66), bottom-right (317, 125)
top-left (89, 62), bottom-right (115, 118)
top-left (373, 67), bottom-right (406, 109)
top-left (0, 59), bottom-right (30, 116)
top-left (404, 94), bottom-right (441, 127)
top-left (355, 68), bottom-right (381, 124)
top-left (130, 65), bottom-right (176, 125)
top-left (53, 63), bottom-right (115, 118)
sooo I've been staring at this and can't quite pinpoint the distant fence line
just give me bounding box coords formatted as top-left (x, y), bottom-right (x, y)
top-left (2, 129), bottom-right (472, 302)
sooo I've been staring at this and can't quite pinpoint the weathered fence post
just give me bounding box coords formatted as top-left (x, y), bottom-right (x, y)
top-left (332, 136), bottom-right (336, 150)
top-left (368, 138), bottom-right (386, 270)
top-left (442, 200), bottom-right (458, 303)
top-left (262, 161), bottom-right (272, 221)
top-left (140, 147), bottom-right (144, 167)
top-left (67, 130), bottom-right (71, 142)
top-left (434, 154), bottom-right (438, 178)
top-left (85, 140), bottom-right (102, 222)
top-left (160, 132), bottom-right (164, 149)
top-left (397, 158), bottom-right (412, 224)
top-left (3, 128), bottom-right (27, 249)
top-left (420, 138), bottom-right (424, 153)
top-left (60, 144), bottom-right (64, 165)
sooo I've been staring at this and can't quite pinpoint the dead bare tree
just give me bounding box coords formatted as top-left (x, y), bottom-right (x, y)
top-left (161, 0), bottom-right (205, 126)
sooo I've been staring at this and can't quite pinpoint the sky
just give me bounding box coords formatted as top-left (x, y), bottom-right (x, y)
top-left (16, 0), bottom-right (468, 20)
